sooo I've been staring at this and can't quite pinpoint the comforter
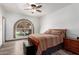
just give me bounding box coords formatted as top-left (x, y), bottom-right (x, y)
top-left (28, 34), bottom-right (63, 55)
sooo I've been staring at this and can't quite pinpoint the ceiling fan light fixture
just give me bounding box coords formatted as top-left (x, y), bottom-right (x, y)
top-left (31, 9), bottom-right (36, 14)
top-left (24, 3), bottom-right (42, 14)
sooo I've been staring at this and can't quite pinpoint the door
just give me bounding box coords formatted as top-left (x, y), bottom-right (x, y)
top-left (2, 16), bottom-right (6, 44)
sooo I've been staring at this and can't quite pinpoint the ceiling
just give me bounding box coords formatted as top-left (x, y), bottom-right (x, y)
top-left (1, 3), bottom-right (72, 17)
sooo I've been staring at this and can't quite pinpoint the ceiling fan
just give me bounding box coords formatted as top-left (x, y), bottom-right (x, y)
top-left (24, 3), bottom-right (42, 13)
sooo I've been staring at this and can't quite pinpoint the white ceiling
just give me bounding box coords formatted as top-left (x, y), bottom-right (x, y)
top-left (1, 3), bottom-right (72, 17)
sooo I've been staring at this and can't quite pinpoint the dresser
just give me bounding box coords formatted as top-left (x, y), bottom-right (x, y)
top-left (64, 39), bottom-right (79, 54)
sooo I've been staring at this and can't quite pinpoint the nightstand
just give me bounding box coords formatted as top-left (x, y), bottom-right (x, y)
top-left (23, 41), bottom-right (37, 55)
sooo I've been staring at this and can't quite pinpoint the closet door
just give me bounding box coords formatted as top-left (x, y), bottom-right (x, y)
top-left (0, 16), bottom-right (2, 46)
top-left (2, 16), bottom-right (6, 44)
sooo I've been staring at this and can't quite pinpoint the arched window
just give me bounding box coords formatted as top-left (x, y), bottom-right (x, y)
top-left (13, 19), bottom-right (34, 38)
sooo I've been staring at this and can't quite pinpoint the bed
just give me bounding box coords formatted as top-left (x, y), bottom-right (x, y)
top-left (28, 29), bottom-right (66, 55)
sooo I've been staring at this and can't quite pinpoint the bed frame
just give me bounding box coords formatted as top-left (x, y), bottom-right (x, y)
top-left (28, 29), bottom-right (66, 55)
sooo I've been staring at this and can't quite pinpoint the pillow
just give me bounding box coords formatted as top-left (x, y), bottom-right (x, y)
top-left (50, 30), bottom-right (62, 35)
top-left (44, 30), bottom-right (62, 35)
top-left (44, 30), bottom-right (51, 34)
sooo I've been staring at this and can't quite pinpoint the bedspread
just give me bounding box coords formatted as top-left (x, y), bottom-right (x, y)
top-left (28, 34), bottom-right (63, 55)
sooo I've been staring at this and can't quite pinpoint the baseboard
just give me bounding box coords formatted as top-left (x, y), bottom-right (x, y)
top-left (5, 38), bottom-right (28, 42)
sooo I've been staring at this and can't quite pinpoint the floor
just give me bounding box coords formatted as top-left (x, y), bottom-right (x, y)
top-left (0, 39), bottom-right (28, 55)
top-left (52, 49), bottom-right (75, 55)
top-left (0, 40), bottom-right (75, 55)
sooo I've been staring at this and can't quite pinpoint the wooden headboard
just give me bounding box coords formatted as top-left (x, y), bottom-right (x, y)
top-left (44, 29), bottom-right (67, 38)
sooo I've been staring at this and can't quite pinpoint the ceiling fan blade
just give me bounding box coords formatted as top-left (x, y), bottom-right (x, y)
top-left (36, 10), bottom-right (42, 12)
top-left (31, 4), bottom-right (36, 7)
top-left (37, 5), bottom-right (42, 8)
top-left (24, 9), bottom-right (32, 10)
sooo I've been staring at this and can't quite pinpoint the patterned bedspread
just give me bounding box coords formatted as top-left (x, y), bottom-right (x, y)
top-left (28, 34), bottom-right (63, 55)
